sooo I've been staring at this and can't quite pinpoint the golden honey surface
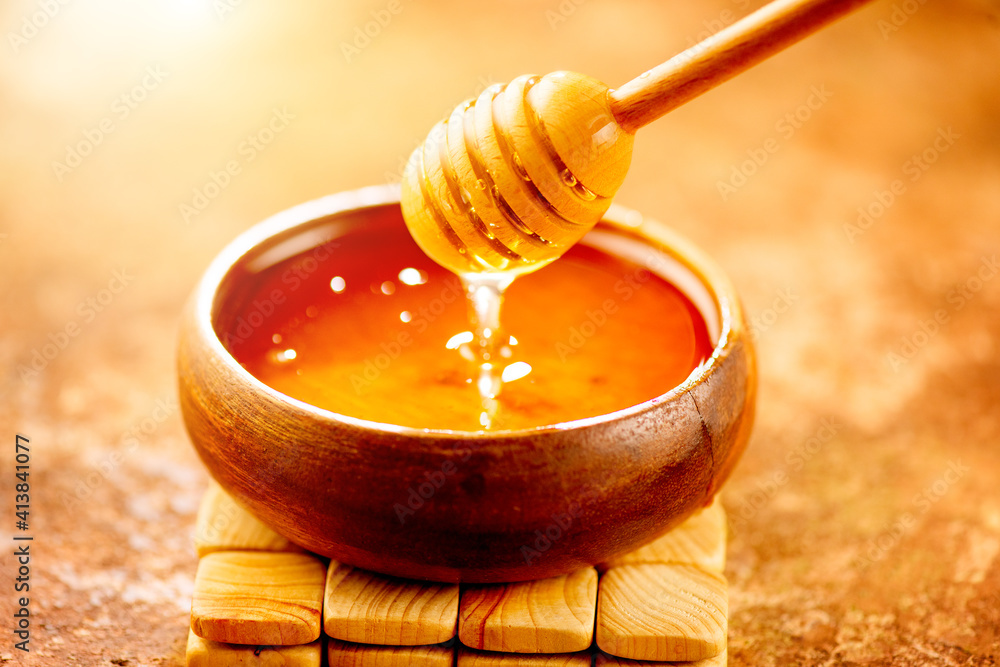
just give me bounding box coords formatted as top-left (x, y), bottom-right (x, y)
top-left (221, 220), bottom-right (712, 432)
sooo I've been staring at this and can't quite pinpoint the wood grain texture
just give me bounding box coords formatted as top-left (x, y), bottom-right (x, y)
top-left (609, 0), bottom-right (874, 131)
top-left (326, 638), bottom-right (454, 667)
top-left (598, 498), bottom-right (726, 573)
top-left (185, 630), bottom-right (321, 666)
top-left (595, 649), bottom-right (728, 666)
top-left (597, 564), bottom-right (727, 662)
top-left (323, 561), bottom-right (459, 645)
top-left (459, 567), bottom-right (597, 653)
top-left (457, 648), bottom-right (593, 666)
top-left (191, 552), bottom-right (326, 645)
top-left (194, 480), bottom-right (301, 557)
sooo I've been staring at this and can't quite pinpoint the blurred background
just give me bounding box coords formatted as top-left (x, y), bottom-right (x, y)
top-left (1, 0), bottom-right (998, 664)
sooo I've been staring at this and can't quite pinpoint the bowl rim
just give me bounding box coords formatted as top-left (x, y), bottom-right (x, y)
top-left (190, 183), bottom-right (744, 438)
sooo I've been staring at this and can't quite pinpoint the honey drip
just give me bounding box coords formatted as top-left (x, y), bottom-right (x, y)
top-left (460, 273), bottom-right (516, 429)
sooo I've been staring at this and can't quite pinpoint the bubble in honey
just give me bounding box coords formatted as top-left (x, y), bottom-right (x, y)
top-left (501, 361), bottom-right (532, 382)
top-left (560, 169), bottom-right (578, 187)
top-left (398, 268), bottom-right (428, 285)
top-left (446, 331), bottom-right (474, 349)
top-left (574, 183), bottom-right (597, 201)
top-left (512, 153), bottom-right (531, 181)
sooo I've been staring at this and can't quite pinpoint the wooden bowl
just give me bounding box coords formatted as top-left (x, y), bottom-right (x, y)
top-left (178, 185), bottom-right (755, 583)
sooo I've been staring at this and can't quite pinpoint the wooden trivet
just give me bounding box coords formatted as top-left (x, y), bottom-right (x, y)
top-left (186, 481), bottom-right (729, 666)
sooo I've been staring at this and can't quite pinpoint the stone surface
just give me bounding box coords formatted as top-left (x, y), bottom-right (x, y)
top-left (1, 0), bottom-right (999, 665)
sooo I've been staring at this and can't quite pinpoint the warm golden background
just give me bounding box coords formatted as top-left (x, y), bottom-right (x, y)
top-left (1, 0), bottom-right (998, 664)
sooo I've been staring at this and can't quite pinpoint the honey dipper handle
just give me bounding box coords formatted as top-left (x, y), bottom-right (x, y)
top-left (609, 0), bottom-right (874, 133)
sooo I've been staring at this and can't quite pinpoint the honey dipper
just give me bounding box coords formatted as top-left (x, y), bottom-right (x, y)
top-left (402, 0), bottom-right (873, 277)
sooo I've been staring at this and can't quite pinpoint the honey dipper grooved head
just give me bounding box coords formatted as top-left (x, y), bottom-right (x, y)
top-left (401, 71), bottom-right (635, 277)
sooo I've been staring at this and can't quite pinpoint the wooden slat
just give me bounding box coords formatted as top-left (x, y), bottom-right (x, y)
top-left (327, 638), bottom-right (454, 667)
top-left (191, 551), bottom-right (326, 645)
top-left (193, 481), bottom-right (300, 557)
top-left (457, 648), bottom-right (593, 665)
top-left (596, 564), bottom-right (727, 662)
top-left (323, 562), bottom-right (459, 645)
top-left (459, 567), bottom-right (597, 653)
top-left (185, 629), bottom-right (321, 666)
top-left (595, 649), bottom-right (728, 666)
top-left (598, 499), bottom-right (726, 573)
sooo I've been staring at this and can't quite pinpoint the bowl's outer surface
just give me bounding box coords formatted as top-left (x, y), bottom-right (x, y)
top-left (178, 186), bottom-right (755, 583)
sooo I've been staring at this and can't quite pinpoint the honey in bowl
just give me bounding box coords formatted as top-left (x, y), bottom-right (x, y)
top-left (220, 215), bottom-right (713, 432)
top-left (182, 192), bottom-right (753, 582)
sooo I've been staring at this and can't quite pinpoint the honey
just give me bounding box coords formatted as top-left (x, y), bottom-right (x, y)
top-left (220, 217), bottom-right (712, 432)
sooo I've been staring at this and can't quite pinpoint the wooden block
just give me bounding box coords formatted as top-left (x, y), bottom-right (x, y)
top-left (459, 567), bottom-right (597, 653)
top-left (327, 638), bottom-right (454, 667)
top-left (194, 481), bottom-right (300, 557)
top-left (323, 562), bottom-right (459, 645)
top-left (597, 564), bottom-right (727, 662)
top-left (185, 629), bottom-right (321, 666)
top-left (191, 551), bottom-right (326, 645)
top-left (457, 648), bottom-right (593, 665)
top-left (598, 499), bottom-right (726, 573)
top-left (595, 649), bottom-right (728, 666)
